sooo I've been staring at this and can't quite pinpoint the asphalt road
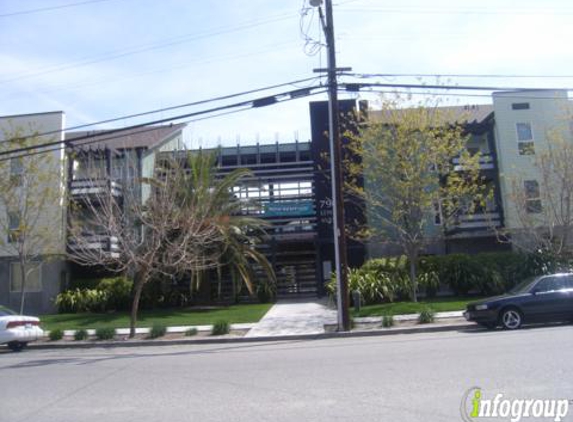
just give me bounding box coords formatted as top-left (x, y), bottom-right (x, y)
top-left (1, 325), bottom-right (572, 422)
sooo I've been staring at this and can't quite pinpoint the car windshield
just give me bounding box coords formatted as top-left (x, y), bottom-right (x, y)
top-left (509, 276), bottom-right (540, 294)
top-left (0, 306), bottom-right (17, 316)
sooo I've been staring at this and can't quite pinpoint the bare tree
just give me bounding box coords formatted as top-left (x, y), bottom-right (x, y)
top-left (0, 126), bottom-right (64, 314)
top-left (68, 150), bottom-right (226, 337)
top-left (504, 128), bottom-right (573, 265)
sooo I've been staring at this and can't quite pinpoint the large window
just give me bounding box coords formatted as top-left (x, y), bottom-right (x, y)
top-left (10, 263), bottom-right (42, 292)
top-left (516, 122), bottom-right (535, 155)
top-left (524, 180), bottom-right (542, 213)
top-left (10, 157), bottom-right (23, 186)
top-left (7, 212), bottom-right (20, 243)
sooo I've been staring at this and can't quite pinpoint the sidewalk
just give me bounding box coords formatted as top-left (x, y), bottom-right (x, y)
top-left (245, 299), bottom-right (337, 337)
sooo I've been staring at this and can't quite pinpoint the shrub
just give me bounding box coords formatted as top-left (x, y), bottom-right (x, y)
top-left (256, 280), bottom-right (276, 304)
top-left (148, 324), bottom-right (167, 339)
top-left (97, 277), bottom-right (132, 311)
top-left (54, 288), bottom-right (109, 313)
top-left (382, 314), bottom-right (394, 328)
top-left (74, 329), bottom-right (88, 341)
top-left (55, 276), bottom-right (133, 313)
top-left (327, 261), bottom-right (410, 306)
top-left (185, 328), bottom-right (198, 336)
top-left (49, 329), bottom-right (64, 341)
top-left (211, 320), bottom-right (230, 336)
top-left (418, 307), bottom-right (435, 324)
top-left (95, 327), bottom-right (115, 340)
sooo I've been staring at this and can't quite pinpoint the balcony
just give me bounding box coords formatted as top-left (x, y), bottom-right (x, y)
top-left (70, 179), bottom-right (122, 199)
top-left (450, 212), bottom-right (502, 231)
top-left (67, 234), bottom-right (120, 258)
top-left (453, 154), bottom-right (495, 171)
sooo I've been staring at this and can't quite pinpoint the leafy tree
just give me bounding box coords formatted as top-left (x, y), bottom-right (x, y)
top-left (0, 126), bottom-right (64, 314)
top-left (344, 94), bottom-right (486, 301)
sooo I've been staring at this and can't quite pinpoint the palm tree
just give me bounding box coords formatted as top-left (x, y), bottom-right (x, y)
top-left (169, 151), bottom-right (276, 301)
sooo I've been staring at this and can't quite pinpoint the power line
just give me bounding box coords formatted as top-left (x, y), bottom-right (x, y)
top-left (3, 40), bottom-right (301, 100)
top-left (343, 88), bottom-right (573, 101)
top-left (346, 72), bottom-right (573, 79)
top-left (0, 0), bottom-right (121, 18)
top-left (0, 86), bottom-right (328, 160)
top-left (337, 6), bottom-right (573, 16)
top-left (1, 76), bottom-right (322, 141)
top-left (339, 81), bottom-right (573, 92)
top-left (0, 13), bottom-right (297, 85)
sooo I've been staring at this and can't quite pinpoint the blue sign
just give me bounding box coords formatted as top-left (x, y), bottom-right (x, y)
top-left (264, 201), bottom-right (314, 217)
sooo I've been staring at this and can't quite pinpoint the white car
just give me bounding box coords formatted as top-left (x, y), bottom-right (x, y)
top-left (0, 306), bottom-right (44, 351)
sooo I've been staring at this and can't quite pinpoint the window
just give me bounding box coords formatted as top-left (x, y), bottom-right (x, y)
top-left (524, 180), bottom-right (542, 213)
top-left (512, 102), bottom-right (530, 110)
top-left (10, 263), bottom-right (42, 292)
top-left (516, 122), bottom-right (535, 155)
top-left (533, 276), bottom-right (567, 293)
top-left (10, 157), bottom-right (23, 186)
top-left (7, 212), bottom-right (20, 243)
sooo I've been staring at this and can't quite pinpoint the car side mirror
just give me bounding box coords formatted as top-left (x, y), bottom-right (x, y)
top-left (530, 288), bottom-right (539, 295)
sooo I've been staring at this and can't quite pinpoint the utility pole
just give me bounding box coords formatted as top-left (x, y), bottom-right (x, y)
top-left (312, 0), bottom-right (351, 331)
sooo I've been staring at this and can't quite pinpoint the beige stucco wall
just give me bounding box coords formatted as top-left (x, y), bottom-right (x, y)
top-left (492, 90), bottom-right (573, 230)
top-left (0, 111), bottom-right (67, 257)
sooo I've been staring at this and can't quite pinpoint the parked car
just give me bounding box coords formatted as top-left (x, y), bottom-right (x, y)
top-left (0, 306), bottom-right (44, 351)
top-left (464, 273), bottom-right (573, 330)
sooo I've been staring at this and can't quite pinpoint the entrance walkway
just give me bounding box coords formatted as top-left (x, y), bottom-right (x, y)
top-left (245, 298), bottom-right (337, 337)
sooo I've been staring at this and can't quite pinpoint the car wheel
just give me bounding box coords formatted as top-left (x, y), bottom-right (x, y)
top-left (478, 322), bottom-right (496, 330)
top-left (500, 308), bottom-right (522, 330)
top-left (7, 341), bottom-right (27, 352)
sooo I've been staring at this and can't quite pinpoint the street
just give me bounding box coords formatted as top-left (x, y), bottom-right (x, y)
top-left (1, 325), bottom-right (572, 422)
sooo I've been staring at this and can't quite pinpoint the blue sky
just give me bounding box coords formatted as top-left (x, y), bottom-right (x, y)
top-left (2, 0), bottom-right (573, 147)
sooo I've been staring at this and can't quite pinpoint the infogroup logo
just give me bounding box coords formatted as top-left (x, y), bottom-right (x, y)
top-left (461, 387), bottom-right (571, 422)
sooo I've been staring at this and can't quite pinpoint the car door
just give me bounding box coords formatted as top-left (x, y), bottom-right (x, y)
top-left (564, 275), bottom-right (573, 316)
top-left (522, 276), bottom-right (571, 322)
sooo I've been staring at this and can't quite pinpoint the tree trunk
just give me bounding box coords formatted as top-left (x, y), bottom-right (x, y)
top-left (18, 261), bottom-right (27, 315)
top-left (409, 251), bottom-right (418, 303)
top-left (129, 280), bottom-right (144, 338)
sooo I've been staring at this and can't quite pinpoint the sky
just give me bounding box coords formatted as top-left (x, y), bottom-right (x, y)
top-left (2, 0), bottom-right (573, 148)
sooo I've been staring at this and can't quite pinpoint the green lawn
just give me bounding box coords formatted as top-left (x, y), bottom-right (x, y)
top-left (355, 296), bottom-right (482, 317)
top-left (40, 303), bottom-right (273, 331)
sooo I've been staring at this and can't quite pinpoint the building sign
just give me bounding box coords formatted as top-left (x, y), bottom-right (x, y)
top-left (264, 201), bottom-right (314, 217)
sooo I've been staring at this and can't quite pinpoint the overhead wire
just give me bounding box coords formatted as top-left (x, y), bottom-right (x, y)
top-left (2, 76), bottom-right (323, 141)
top-left (0, 12), bottom-right (298, 85)
top-left (0, 0), bottom-right (122, 18)
top-left (0, 86), bottom-right (328, 160)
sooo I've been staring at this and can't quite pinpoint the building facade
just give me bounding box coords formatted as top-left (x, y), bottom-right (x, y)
top-left (1, 89), bottom-right (571, 311)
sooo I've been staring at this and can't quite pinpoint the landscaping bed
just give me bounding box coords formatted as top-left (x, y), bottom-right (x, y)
top-left (39, 303), bottom-right (273, 332)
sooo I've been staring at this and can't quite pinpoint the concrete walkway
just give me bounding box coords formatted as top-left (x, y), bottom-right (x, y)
top-left (245, 299), bottom-right (337, 337)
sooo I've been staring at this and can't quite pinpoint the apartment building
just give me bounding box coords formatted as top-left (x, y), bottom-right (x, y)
top-left (0, 111), bottom-right (68, 314)
top-left (0, 89), bottom-right (570, 310)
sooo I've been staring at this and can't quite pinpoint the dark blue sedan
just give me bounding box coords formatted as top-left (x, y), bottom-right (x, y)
top-left (464, 273), bottom-right (573, 329)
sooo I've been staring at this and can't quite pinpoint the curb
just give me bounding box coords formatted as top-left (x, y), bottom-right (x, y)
top-left (27, 321), bottom-right (478, 350)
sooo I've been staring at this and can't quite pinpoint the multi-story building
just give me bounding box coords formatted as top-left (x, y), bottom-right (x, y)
top-left (0, 89), bottom-right (570, 311)
top-left (0, 111), bottom-right (68, 314)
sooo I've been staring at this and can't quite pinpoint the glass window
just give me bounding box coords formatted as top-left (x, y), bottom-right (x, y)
top-left (517, 123), bottom-right (535, 155)
top-left (512, 103), bottom-right (530, 110)
top-left (10, 263), bottom-right (42, 292)
top-left (10, 157), bottom-right (23, 186)
top-left (7, 212), bottom-right (20, 243)
top-left (524, 180), bottom-right (542, 213)
top-left (517, 123), bottom-right (533, 141)
top-left (534, 277), bottom-right (558, 293)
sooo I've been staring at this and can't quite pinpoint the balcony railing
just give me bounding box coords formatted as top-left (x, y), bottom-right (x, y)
top-left (67, 234), bottom-right (120, 258)
top-left (451, 211), bottom-right (502, 230)
top-left (453, 154), bottom-right (495, 171)
top-left (70, 179), bottom-right (122, 198)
